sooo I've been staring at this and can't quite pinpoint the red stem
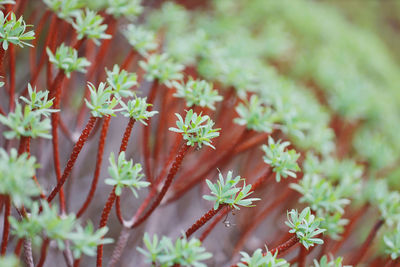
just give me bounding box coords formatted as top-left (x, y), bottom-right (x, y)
top-left (114, 118), bottom-right (137, 223)
top-left (76, 17), bottom-right (117, 129)
top-left (14, 238), bottom-right (24, 256)
top-left (166, 130), bottom-right (247, 204)
top-left (330, 204), bottom-right (369, 254)
top-left (298, 246), bottom-right (307, 267)
top-left (36, 239), bottom-right (50, 267)
top-left (73, 258), bottom-right (81, 267)
top-left (50, 71), bottom-right (67, 212)
top-left (121, 50), bottom-right (136, 70)
top-left (97, 188), bottom-right (117, 267)
top-left (0, 195), bottom-right (10, 255)
top-left (269, 235), bottom-right (300, 256)
top-left (199, 207), bottom-right (230, 242)
top-left (349, 219), bottom-right (384, 265)
top-left (153, 85), bottom-right (170, 170)
top-left (47, 116), bottom-right (97, 203)
top-left (46, 15), bottom-right (59, 88)
top-left (29, 10), bottom-right (50, 75)
top-left (8, 44), bottom-right (15, 112)
top-left (130, 144), bottom-right (190, 228)
top-left (232, 133), bottom-right (269, 155)
top-left (185, 205), bottom-right (225, 238)
top-left (0, 46), bottom-right (5, 73)
top-left (142, 80), bottom-right (159, 182)
top-left (119, 118), bottom-right (135, 153)
top-left (77, 115), bottom-right (111, 217)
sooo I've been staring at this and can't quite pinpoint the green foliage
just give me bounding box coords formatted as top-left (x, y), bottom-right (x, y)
top-left (137, 233), bottom-right (212, 267)
top-left (285, 207), bottom-right (325, 249)
top-left (139, 53), bottom-right (184, 87)
top-left (235, 95), bottom-right (277, 133)
top-left (68, 222), bottom-right (113, 259)
top-left (0, 255), bottom-right (20, 267)
top-left (20, 84), bottom-right (57, 115)
top-left (0, 11), bottom-right (34, 50)
top-left (43, 0), bottom-right (82, 20)
top-left (203, 170), bottom-right (259, 210)
top-left (47, 43), bottom-right (91, 77)
top-left (10, 201), bottom-right (112, 258)
top-left (169, 109), bottom-right (220, 149)
top-left (0, 85), bottom-right (57, 139)
top-left (312, 255), bottom-right (349, 267)
top-left (9, 201), bottom-right (76, 248)
top-left (384, 223), bottom-right (400, 260)
top-left (317, 211), bottom-right (348, 241)
top-left (377, 191), bottom-right (400, 227)
top-left (84, 82), bottom-right (119, 117)
top-left (120, 96), bottom-right (158, 125)
top-left (106, 0), bottom-right (143, 19)
top-left (104, 152), bottom-right (149, 197)
top-left (0, 148), bottom-right (39, 207)
top-left (71, 8), bottom-right (111, 45)
top-left (172, 77), bottom-right (222, 110)
top-left (261, 137), bottom-right (300, 182)
top-left (122, 24), bottom-right (157, 56)
top-left (238, 248), bottom-right (289, 267)
top-left (290, 174), bottom-right (350, 214)
top-left (106, 64), bottom-right (137, 98)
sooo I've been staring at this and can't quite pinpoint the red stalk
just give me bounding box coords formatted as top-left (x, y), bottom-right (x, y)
top-left (330, 204), bottom-right (369, 254)
top-left (199, 207), bottom-right (230, 242)
top-left (232, 132), bottom-right (269, 155)
top-left (36, 238), bottom-right (50, 267)
top-left (96, 118), bottom-right (137, 266)
top-left (298, 246), bottom-right (307, 267)
top-left (14, 238), bottom-right (23, 256)
top-left (77, 115), bottom-right (111, 217)
top-left (119, 118), bottom-right (135, 153)
top-left (142, 80), bottom-right (159, 182)
top-left (185, 205), bottom-right (225, 238)
top-left (269, 235), bottom-right (299, 256)
top-left (0, 46), bottom-right (5, 72)
top-left (73, 258), bottom-right (81, 267)
top-left (8, 44), bottom-right (15, 112)
top-left (349, 219), bottom-right (384, 265)
top-left (96, 188), bottom-right (116, 267)
top-left (47, 116), bottom-right (97, 203)
top-left (153, 85), bottom-right (170, 169)
top-left (0, 195), bottom-right (10, 255)
top-left (46, 15), bottom-right (60, 88)
top-left (166, 130), bottom-right (247, 204)
top-left (130, 144), bottom-right (190, 228)
top-left (50, 71), bottom-right (67, 212)
top-left (76, 17), bottom-right (117, 129)
top-left (121, 50), bottom-right (136, 70)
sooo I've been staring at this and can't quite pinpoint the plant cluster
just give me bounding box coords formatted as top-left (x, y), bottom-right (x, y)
top-left (0, 0), bottom-right (399, 266)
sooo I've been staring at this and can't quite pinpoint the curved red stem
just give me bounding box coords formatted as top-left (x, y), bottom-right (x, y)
top-left (96, 188), bottom-right (116, 267)
top-left (77, 115), bottom-right (111, 217)
top-left (36, 238), bottom-right (50, 267)
top-left (185, 205), bottom-right (225, 238)
top-left (0, 195), bottom-right (10, 255)
top-left (8, 45), bottom-right (15, 112)
top-left (142, 80), bottom-right (159, 182)
top-left (349, 219), bottom-right (384, 265)
top-left (47, 116), bottom-right (97, 203)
